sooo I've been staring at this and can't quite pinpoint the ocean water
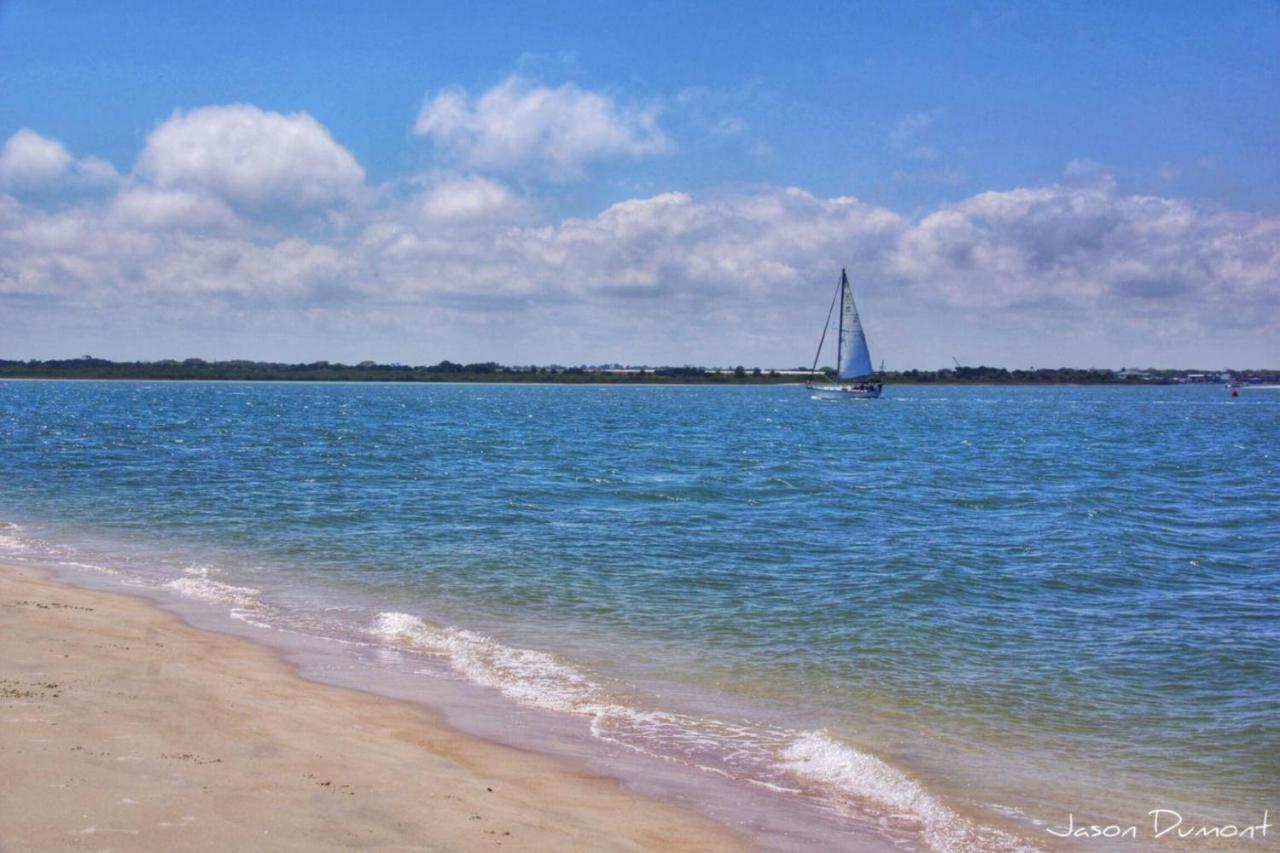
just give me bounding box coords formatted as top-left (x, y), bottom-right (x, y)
top-left (1, 380), bottom-right (1276, 849)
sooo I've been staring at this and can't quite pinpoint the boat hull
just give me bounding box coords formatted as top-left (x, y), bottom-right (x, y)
top-left (807, 383), bottom-right (883, 400)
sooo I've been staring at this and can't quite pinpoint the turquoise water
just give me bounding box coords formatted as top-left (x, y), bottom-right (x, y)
top-left (1, 381), bottom-right (1276, 848)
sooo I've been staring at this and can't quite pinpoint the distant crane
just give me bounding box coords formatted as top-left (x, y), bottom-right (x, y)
top-left (952, 356), bottom-right (962, 369)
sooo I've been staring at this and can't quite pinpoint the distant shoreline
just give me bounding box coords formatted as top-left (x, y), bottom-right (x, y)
top-left (3, 359), bottom-right (1274, 386)
top-left (0, 376), bottom-right (1255, 386)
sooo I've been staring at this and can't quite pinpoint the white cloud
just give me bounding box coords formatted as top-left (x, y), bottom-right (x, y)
top-left (108, 186), bottom-right (240, 232)
top-left (890, 182), bottom-right (1280, 340)
top-left (416, 176), bottom-right (529, 224)
top-left (18, 176), bottom-right (1272, 324)
top-left (0, 130), bottom-right (73, 187)
top-left (0, 129), bottom-right (120, 189)
top-left (414, 76), bottom-right (670, 178)
top-left (1, 106), bottom-right (1275, 367)
top-left (135, 104), bottom-right (365, 207)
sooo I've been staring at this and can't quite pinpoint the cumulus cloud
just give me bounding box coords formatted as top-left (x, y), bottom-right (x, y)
top-left (415, 176), bottom-right (530, 224)
top-left (0, 130), bottom-right (72, 187)
top-left (134, 104), bottom-right (365, 207)
top-left (107, 186), bottom-right (240, 232)
top-left (894, 184), bottom-right (1226, 316)
top-left (9, 176), bottom-right (1274, 325)
top-left (414, 76), bottom-right (670, 178)
top-left (0, 129), bottom-right (119, 189)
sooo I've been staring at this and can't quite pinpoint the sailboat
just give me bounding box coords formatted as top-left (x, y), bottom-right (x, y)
top-left (806, 268), bottom-right (883, 399)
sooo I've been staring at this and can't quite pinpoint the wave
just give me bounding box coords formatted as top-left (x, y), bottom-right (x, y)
top-left (373, 611), bottom-right (601, 711)
top-left (781, 732), bottom-right (1035, 852)
top-left (371, 611), bottom-right (1035, 852)
top-left (0, 523), bottom-right (122, 575)
top-left (0, 521), bottom-right (38, 556)
top-left (164, 565), bottom-right (262, 609)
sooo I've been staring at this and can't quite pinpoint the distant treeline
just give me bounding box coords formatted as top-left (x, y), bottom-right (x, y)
top-left (1, 357), bottom-right (1274, 385)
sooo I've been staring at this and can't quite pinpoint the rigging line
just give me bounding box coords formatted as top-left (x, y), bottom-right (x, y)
top-left (808, 274), bottom-right (841, 383)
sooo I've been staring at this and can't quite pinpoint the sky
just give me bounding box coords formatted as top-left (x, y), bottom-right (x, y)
top-left (1, 0), bottom-right (1277, 369)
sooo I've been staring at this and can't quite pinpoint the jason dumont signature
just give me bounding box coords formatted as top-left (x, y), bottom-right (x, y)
top-left (1046, 810), bottom-right (1270, 841)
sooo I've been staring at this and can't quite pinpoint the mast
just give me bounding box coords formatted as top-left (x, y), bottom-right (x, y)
top-left (836, 268), bottom-right (846, 376)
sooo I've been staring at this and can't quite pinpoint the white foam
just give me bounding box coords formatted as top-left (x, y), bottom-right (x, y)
top-left (0, 525), bottom-right (119, 576)
top-left (372, 613), bottom-right (762, 765)
top-left (164, 576), bottom-right (262, 608)
top-left (780, 731), bottom-right (1038, 852)
top-left (372, 612), bottom-right (607, 712)
top-left (371, 612), bottom-right (1037, 851)
top-left (228, 609), bottom-right (278, 630)
top-left (0, 523), bottom-right (34, 554)
top-left (59, 560), bottom-right (122, 576)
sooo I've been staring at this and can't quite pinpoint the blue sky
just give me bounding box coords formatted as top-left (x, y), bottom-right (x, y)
top-left (1, 1), bottom-right (1277, 368)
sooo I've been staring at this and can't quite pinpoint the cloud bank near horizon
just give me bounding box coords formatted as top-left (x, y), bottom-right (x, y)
top-left (1, 79), bottom-right (1276, 368)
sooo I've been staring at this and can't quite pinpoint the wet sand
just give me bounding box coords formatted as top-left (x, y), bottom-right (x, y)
top-left (0, 563), bottom-right (745, 851)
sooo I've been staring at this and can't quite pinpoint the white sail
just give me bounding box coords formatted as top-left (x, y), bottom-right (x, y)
top-left (837, 270), bottom-right (873, 380)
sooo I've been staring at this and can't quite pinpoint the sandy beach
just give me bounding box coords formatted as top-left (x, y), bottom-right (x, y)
top-left (0, 563), bottom-right (744, 852)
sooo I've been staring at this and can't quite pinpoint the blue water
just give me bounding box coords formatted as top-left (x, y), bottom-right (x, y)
top-left (2, 381), bottom-right (1276, 849)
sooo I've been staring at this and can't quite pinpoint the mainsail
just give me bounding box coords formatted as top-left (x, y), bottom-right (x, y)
top-left (837, 269), bottom-right (873, 380)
